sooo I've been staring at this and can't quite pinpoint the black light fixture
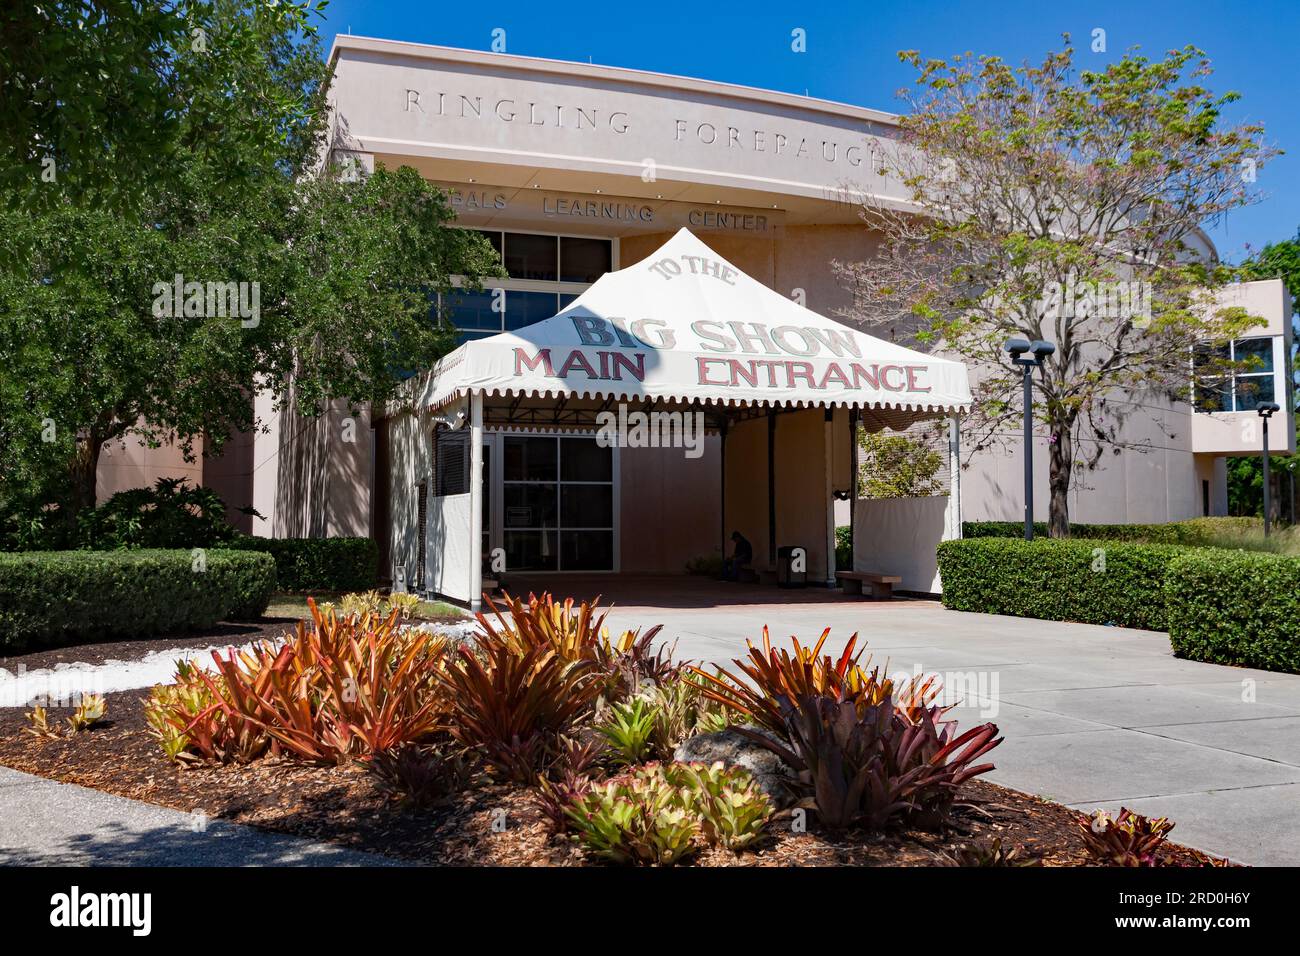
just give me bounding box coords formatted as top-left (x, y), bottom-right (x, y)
top-left (1005, 338), bottom-right (1057, 541)
top-left (1257, 401), bottom-right (1281, 536)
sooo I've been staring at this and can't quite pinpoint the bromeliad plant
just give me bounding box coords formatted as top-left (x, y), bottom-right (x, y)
top-left (24, 694), bottom-right (109, 739)
top-left (477, 592), bottom-right (673, 700)
top-left (366, 742), bottom-right (478, 809)
top-left (691, 628), bottom-right (999, 831)
top-left (437, 639), bottom-right (603, 783)
top-left (565, 761), bottom-right (773, 865)
top-left (595, 698), bottom-right (658, 765)
top-left (146, 600), bottom-right (449, 765)
top-left (690, 626), bottom-right (940, 734)
top-left (1080, 808), bottom-right (1176, 867)
top-left (145, 659), bottom-right (270, 764)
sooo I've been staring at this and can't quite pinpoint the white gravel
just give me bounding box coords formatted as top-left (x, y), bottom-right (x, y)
top-left (0, 619), bottom-right (480, 708)
top-left (0, 639), bottom-right (283, 708)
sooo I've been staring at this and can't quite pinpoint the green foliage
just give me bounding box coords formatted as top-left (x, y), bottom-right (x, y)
top-left (961, 516), bottom-right (1264, 544)
top-left (937, 538), bottom-right (1181, 630)
top-left (0, 2), bottom-right (505, 519)
top-left (1, 1), bottom-right (326, 210)
top-left (1165, 549), bottom-right (1300, 673)
top-left (857, 432), bottom-right (943, 498)
top-left (0, 477), bottom-right (255, 552)
top-left (566, 762), bottom-right (773, 865)
top-left (232, 535), bottom-right (378, 591)
top-left (835, 525), bottom-right (852, 572)
top-left (0, 548), bottom-right (274, 651)
top-left (1227, 454), bottom-right (1300, 520)
top-left (595, 699), bottom-right (658, 766)
top-left (852, 42), bottom-right (1273, 533)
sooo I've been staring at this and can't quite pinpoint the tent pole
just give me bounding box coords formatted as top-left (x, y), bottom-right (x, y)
top-left (947, 413), bottom-right (963, 539)
top-left (823, 407), bottom-right (835, 586)
top-left (767, 410), bottom-right (777, 567)
top-left (848, 408), bottom-right (858, 574)
top-left (719, 414), bottom-right (727, 570)
top-left (468, 391), bottom-right (484, 614)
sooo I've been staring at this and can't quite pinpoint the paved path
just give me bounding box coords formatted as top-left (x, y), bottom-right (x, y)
top-left (603, 598), bottom-right (1300, 866)
top-left (0, 767), bottom-right (401, 866)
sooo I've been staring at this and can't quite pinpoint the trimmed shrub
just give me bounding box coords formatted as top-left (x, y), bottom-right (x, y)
top-left (1165, 550), bottom-right (1300, 673)
top-left (937, 538), bottom-right (1182, 631)
top-left (962, 517), bottom-right (1263, 545)
top-left (0, 549), bottom-right (275, 651)
top-left (231, 535), bottom-right (378, 592)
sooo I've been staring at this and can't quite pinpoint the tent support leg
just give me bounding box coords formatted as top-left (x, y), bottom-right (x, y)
top-left (767, 411), bottom-right (777, 567)
top-left (848, 408), bottom-right (858, 574)
top-left (945, 413), bottom-right (962, 541)
top-left (719, 418), bottom-right (727, 571)
top-left (469, 391), bottom-right (484, 613)
top-left (823, 408), bottom-right (835, 586)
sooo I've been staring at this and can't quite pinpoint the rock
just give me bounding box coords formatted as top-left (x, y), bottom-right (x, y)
top-left (674, 725), bottom-right (798, 808)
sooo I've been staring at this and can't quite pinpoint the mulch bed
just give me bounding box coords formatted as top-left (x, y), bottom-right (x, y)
top-left (1, 612), bottom-right (468, 673)
top-left (0, 619), bottom-right (302, 672)
top-left (0, 690), bottom-right (1229, 867)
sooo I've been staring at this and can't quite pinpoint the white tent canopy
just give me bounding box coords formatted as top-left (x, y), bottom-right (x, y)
top-left (408, 228), bottom-right (969, 611)
top-left (415, 228), bottom-right (971, 416)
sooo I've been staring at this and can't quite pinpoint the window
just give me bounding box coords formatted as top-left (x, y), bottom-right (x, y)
top-left (434, 429), bottom-right (469, 497)
top-left (561, 236), bottom-right (612, 283)
top-left (436, 229), bottom-right (614, 343)
top-left (1193, 337), bottom-right (1276, 413)
top-left (504, 232), bottom-right (558, 281)
top-left (501, 435), bottom-right (614, 571)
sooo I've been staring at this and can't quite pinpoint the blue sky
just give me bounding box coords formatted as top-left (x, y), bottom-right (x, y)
top-left (319, 0), bottom-right (1300, 262)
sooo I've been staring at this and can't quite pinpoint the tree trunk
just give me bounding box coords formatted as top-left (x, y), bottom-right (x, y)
top-left (66, 431), bottom-right (103, 523)
top-left (1047, 423), bottom-right (1072, 538)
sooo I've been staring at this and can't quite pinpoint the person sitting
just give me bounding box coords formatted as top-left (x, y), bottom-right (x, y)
top-left (722, 530), bottom-right (754, 581)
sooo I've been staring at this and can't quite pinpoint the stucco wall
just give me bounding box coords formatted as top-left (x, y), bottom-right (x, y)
top-left (96, 430), bottom-right (204, 503)
top-left (251, 390), bottom-right (373, 539)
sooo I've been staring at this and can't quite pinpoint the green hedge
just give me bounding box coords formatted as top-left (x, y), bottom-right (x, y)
top-left (937, 538), bottom-right (1183, 631)
top-left (231, 535), bottom-right (377, 592)
top-left (0, 549), bottom-right (276, 651)
top-left (962, 517), bottom-right (1263, 544)
top-left (1165, 550), bottom-right (1300, 673)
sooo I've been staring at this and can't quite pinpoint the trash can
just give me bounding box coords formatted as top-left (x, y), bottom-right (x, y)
top-left (776, 546), bottom-right (807, 588)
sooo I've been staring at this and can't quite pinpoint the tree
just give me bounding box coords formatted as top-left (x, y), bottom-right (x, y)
top-left (856, 431), bottom-right (944, 498)
top-left (0, 1), bottom-right (324, 211)
top-left (0, 3), bottom-right (503, 531)
top-left (838, 41), bottom-right (1273, 535)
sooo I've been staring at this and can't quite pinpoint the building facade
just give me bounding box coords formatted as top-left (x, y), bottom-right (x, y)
top-left (99, 36), bottom-right (1296, 587)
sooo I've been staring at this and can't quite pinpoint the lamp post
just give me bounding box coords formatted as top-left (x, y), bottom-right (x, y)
top-left (1257, 401), bottom-right (1281, 536)
top-left (1005, 338), bottom-right (1056, 541)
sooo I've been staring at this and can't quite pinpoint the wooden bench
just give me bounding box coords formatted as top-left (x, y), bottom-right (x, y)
top-left (836, 571), bottom-right (902, 600)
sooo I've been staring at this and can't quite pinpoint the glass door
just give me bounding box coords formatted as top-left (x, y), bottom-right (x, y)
top-left (500, 434), bottom-right (614, 571)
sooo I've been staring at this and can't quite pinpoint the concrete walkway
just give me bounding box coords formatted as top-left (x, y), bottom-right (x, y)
top-left (0, 767), bottom-right (401, 866)
top-left (602, 596), bottom-right (1300, 866)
